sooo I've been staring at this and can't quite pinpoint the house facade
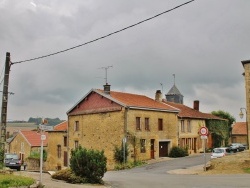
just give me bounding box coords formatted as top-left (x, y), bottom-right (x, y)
top-left (46, 121), bottom-right (68, 171)
top-left (163, 100), bottom-right (227, 153)
top-left (8, 130), bottom-right (48, 164)
top-left (67, 86), bottom-right (179, 169)
top-left (231, 122), bottom-right (247, 145)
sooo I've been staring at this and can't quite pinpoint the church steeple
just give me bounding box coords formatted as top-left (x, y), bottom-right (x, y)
top-left (165, 74), bottom-right (183, 104)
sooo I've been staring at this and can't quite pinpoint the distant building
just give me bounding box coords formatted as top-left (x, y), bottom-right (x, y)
top-left (231, 122), bottom-right (247, 145)
top-left (165, 84), bottom-right (183, 104)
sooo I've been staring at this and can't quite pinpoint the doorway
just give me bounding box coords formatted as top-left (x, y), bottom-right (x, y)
top-left (159, 142), bottom-right (169, 157)
top-left (150, 139), bottom-right (155, 159)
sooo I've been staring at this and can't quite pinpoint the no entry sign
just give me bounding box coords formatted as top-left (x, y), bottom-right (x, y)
top-left (199, 126), bottom-right (208, 136)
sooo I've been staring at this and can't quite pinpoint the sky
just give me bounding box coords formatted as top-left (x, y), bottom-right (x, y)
top-left (0, 0), bottom-right (249, 122)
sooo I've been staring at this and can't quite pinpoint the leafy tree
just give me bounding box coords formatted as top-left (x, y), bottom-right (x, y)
top-left (211, 110), bottom-right (235, 133)
top-left (70, 146), bottom-right (107, 184)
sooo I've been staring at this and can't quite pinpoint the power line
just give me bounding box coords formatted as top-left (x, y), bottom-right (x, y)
top-left (12, 0), bottom-right (195, 65)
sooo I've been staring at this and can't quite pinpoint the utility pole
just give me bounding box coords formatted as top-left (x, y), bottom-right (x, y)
top-left (0, 52), bottom-right (11, 168)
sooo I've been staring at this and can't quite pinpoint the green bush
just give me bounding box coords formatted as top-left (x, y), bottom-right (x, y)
top-left (70, 146), bottom-right (107, 184)
top-left (51, 168), bottom-right (87, 184)
top-left (114, 143), bottom-right (129, 164)
top-left (114, 160), bottom-right (146, 170)
top-left (169, 146), bottom-right (189, 158)
top-left (28, 150), bottom-right (47, 161)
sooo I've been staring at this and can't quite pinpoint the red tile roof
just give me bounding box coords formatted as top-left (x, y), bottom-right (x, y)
top-left (163, 101), bottom-right (225, 120)
top-left (232, 122), bottom-right (247, 135)
top-left (20, 130), bottom-right (48, 147)
top-left (54, 121), bottom-right (68, 131)
top-left (97, 90), bottom-right (179, 112)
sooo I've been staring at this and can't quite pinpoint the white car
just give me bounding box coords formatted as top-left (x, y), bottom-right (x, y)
top-left (211, 147), bottom-right (230, 159)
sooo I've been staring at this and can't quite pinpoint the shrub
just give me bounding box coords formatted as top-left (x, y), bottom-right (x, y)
top-left (0, 174), bottom-right (34, 188)
top-left (169, 146), bottom-right (189, 158)
top-left (114, 160), bottom-right (146, 170)
top-left (114, 143), bottom-right (129, 164)
top-left (51, 168), bottom-right (87, 184)
top-left (70, 146), bottom-right (107, 184)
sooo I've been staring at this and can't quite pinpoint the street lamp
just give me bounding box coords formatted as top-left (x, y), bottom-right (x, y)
top-left (239, 108), bottom-right (249, 149)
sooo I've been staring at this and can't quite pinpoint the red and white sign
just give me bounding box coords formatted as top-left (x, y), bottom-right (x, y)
top-left (199, 126), bottom-right (208, 136)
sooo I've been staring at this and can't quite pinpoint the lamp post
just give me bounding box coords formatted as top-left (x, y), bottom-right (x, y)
top-left (239, 108), bottom-right (249, 149)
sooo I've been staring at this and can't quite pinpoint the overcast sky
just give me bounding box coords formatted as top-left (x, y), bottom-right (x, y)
top-left (0, 0), bottom-right (249, 122)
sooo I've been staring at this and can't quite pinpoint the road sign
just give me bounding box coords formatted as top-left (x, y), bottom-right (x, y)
top-left (39, 124), bottom-right (53, 131)
top-left (200, 126), bottom-right (208, 136)
top-left (41, 134), bottom-right (46, 140)
top-left (201, 135), bottom-right (208, 140)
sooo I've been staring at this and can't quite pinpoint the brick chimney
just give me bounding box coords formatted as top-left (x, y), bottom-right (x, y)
top-left (155, 90), bottom-right (162, 102)
top-left (193, 100), bottom-right (199, 111)
top-left (103, 83), bottom-right (111, 95)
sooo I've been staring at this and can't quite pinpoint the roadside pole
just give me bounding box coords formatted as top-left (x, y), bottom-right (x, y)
top-left (199, 126), bottom-right (208, 171)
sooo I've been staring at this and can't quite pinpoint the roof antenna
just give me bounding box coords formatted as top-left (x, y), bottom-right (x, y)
top-left (173, 74), bottom-right (175, 85)
top-left (99, 65), bottom-right (113, 84)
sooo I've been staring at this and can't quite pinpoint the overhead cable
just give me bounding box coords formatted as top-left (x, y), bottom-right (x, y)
top-left (12, 0), bottom-right (195, 64)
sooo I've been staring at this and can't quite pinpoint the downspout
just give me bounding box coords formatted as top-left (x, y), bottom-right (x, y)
top-left (67, 116), bottom-right (70, 168)
top-left (123, 107), bottom-right (129, 163)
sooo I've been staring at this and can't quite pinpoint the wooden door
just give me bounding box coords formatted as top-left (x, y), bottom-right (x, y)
top-left (64, 151), bottom-right (68, 167)
top-left (150, 139), bottom-right (155, 159)
top-left (159, 142), bottom-right (168, 157)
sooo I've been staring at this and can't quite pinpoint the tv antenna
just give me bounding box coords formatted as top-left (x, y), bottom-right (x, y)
top-left (99, 65), bottom-right (113, 84)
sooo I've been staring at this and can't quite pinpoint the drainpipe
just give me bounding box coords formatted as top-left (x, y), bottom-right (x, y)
top-left (123, 107), bottom-right (129, 164)
top-left (67, 117), bottom-right (70, 168)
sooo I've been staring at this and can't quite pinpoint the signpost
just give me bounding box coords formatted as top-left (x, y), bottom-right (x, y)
top-left (199, 126), bottom-right (208, 171)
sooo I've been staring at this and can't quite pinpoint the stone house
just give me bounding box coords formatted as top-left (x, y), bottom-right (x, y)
top-left (8, 130), bottom-right (48, 164)
top-left (163, 100), bottom-right (226, 153)
top-left (46, 121), bottom-right (68, 171)
top-left (67, 85), bottom-right (179, 169)
top-left (231, 122), bottom-right (247, 145)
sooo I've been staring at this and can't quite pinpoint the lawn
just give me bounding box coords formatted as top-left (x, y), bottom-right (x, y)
top-left (0, 173), bottom-right (35, 188)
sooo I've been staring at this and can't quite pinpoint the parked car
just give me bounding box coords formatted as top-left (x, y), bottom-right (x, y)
top-left (4, 153), bottom-right (22, 171)
top-left (211, 147), bottom-right (230, 159)
top-left (229, 143), bottom-right (245, 152)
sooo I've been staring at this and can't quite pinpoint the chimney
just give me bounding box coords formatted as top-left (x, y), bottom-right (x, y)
top-left (155, 90), bottom-right (162, 102)
top-left (193, 100), bottom-right (199, 111)
top-left (103, 83), bottom-right (111, 95)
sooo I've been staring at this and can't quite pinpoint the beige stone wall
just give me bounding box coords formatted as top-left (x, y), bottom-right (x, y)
top-left (243, 62), bottom-right (250, 147)
top-left (46, 131), bottom-right (68, 171)
top-left (68, 108), bottom-right (179, 169)
top-left (9, 133), bottom-right (32, 161)
top-left (178, 119), bottom-right (205, 154)
top-left (68, 109), bottom-right (125, 170)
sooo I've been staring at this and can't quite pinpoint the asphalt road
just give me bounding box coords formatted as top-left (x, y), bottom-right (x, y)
top-left (16, 154), bottom-right (250, 188)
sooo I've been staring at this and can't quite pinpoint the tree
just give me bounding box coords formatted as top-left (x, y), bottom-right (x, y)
top-left (211, 110), bottom-right (236, 133)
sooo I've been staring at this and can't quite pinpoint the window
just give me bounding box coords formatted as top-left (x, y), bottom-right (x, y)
top-left (187, 120), bottom-right (191, 132)
top-left (74, 140), bottom-right (79, 149)
top-left (181, 120), bottom-right (185, 132)
top-left (57, 145), bottom-right (61, 158)
top-left (158, 118), bottom-right (163, 131)
top-left (136, 117), bottom-right (141, 130)
top-left (145, 118), bottom-right (150, 131)
top-left (74, 121), bottom-right (79, 131)
top-left (140, 139), bottom-right (146, 153)
top-left (63, 136), bottom-right (67, 147)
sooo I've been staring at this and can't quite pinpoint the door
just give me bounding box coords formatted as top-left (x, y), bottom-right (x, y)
top-left (194, 138), bottom-right (197, 153)
top-left (159, 142), bottom-right (169, 157)
top-left (150, 139), bottom-right (155, 159)
top-left (64, 151), bottom-right (68, 167)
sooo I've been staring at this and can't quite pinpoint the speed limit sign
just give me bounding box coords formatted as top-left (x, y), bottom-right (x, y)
top-left (199, 126), bottom-right (208, 136)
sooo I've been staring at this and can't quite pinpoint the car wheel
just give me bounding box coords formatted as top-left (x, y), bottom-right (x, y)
top-left (17, 167), bottom-right (21, 171)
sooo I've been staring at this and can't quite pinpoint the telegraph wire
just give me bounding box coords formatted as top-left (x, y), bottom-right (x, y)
top-left (12, 0), bottom-right (195, 64)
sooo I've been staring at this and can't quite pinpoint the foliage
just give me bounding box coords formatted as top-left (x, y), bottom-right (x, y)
top-left (28, 150), bottom-right (47, 161)
top-left (0, 174), bottom-right (34, 188)
top-left (211, 110), bottom-right (235, 133)
top-left (244, 168), bottom-right (250, 173)
top-left (0, 148), bottom-right (4, 169)
top-left (114, 143), bottom-right (129, 164)
top-left (28, 117), bottom-right (64, 126)
top-left (52, 168), bottom-right (87, 184)
top-left (70, 146), bottom-right (107, 184)
top-left (114, 160), bottom-right (146, 170)
top-left (169, 146), bottom-right (189, 158)
top-left (206, 119), bottom-right (229, 147)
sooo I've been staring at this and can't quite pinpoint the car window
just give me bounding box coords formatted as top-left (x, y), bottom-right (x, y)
top-left (213, 149), bottom-right (223, 153)
top-left (5, 154), bottom-right (19, 160)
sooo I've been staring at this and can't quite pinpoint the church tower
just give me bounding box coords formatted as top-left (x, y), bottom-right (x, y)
top-left (165, 74), bottom-right (184, 104)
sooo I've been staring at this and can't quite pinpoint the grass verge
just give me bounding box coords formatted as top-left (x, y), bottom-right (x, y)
top-left (0, 174), bottom-right (35, 188)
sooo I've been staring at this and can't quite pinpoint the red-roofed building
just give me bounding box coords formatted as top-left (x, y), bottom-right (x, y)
top-left (67, 86), bottom-right (179, 169)
top-left (46, 121), bottom-right (68, 171)
top-left (231, 122), bottom-right (247, 145)
top-left (163, 100), bottom-right (228, 153)
top-left (8, 130), bottom-right (48, 165)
